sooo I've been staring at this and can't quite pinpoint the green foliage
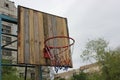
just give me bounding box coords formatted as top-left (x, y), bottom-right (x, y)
top-left (101, 50), bottom-right (120, 80)
top-left (72, 71), bottom-right (87, 80)
top-left (2, 59), bottom-right (34, 80)
top-left (81, 38), bottom-right (108, 62)
top-left (87, 72), bottom-right (102, 80)
top-left (54, 78), bottom-right (66, 80)
top-left (59, 78), bottom-right (66, 80)
top-left (2, 73), bottom-right (20, 80)
top-left (2, 59), bottom-right (20, 80)
top-left (81, 38), bottom-right (120, 80)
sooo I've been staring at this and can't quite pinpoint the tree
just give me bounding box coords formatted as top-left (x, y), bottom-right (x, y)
top-left (101, 49), bottom-right (120, 80)
top-left (59, 78), bottom-right (66, 80)
top-left (81, 38), bottom-right (108, 62)
top-left (71, 71), bottom-right (87, 80)
top-left (81, 38), bottom-right (120, 80)
top-left (87, 72), bottom-right (102, 80)
top-left (2, 59), bottom-right (20, 80)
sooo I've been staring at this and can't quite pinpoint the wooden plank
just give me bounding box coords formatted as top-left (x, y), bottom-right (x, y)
top-left (48, 15), bottom-right (53, 38)
top-left (45, 14), bottom-right (53, 65)
top-left (50, 16), bottom-right (57, 66)
top-left (18, 7), bottom-right (24, 63)
top-left (33, 11), bottom-right (40, 65)
top-left (43, 13), bottom-right (50, 65)
top-left (48, 15), bottom-right (59, 66)
top-left (24, 8), bottom-right (30, 64)
top-left (62, 18), bottom-right (72, 67)
top-left (37, 12), bottom-right (46, 65)
top-left (29, 9), bottom-right (35, 64)
top-left (56, 17), bottom-right (65, 66)
top-left (62, 18), bottom-right (68, 66)
top-left (51, 15), bottom-right (58, 47)
top-left (47, 15), bottom-right (52, 47)
top-left (43, 13), bottom-right (49, 40)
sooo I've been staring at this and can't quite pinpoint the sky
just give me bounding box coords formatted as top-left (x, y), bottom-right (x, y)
top-left (10, 0), bottom-right (120, 69)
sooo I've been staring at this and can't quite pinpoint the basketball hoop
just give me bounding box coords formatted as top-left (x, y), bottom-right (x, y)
top-left (44, 36), bottom-right (75, 73)
top-left (44, 36), bottom-right (75, 49)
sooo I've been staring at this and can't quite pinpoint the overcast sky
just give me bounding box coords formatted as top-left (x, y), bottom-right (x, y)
top-left (10, 0), bottom-right (120, 69)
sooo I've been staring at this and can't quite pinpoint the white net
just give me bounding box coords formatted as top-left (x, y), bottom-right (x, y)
top-left (44, 36), bottom-right (75, 73)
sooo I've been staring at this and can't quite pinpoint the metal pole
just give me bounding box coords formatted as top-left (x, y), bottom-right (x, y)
top-left (0, 17), bottom-right (2, 80)
top-left (35, 66), bottom-right (42, 80)
top-left (24, 66), bottom-right (27, 80)
top-left (39, 66), bottom-right (42, 80)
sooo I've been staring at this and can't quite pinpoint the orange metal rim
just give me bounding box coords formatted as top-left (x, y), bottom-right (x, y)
top-left (44, 36), bottom-right (75, 49)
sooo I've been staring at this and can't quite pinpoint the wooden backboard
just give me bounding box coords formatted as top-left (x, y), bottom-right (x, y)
top-left (18, 6), bottom-right (73, 67)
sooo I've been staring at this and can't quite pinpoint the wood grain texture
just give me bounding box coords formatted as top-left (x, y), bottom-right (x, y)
top-left (24, 8), bottom-right (30, 64)
top-left (33, 11), bottom-right (39, 64)
top-left (29, 9), bottom-right (35, 64)
top-left (37, 12), bottom-right (46, 65)
top-left (18, 6), bottom-right (72, 67)
top-left (18, 7), bottom-right (24, 63)
top-left (62, 18), bottom-right (72, 66)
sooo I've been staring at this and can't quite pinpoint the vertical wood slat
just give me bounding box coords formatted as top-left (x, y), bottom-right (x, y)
top-left (65, 18), bottom-right (72, 67)
top-left (18, 7), bottom-right (24, 63)
top-left (64, 19), bottom-right (72, 67)
top-left (51, 16), bottom-right (58, 65)
top-left (43, 14), bottom-right (49, 65)
top-left (29, 9), bottom-right (35, 64)
top-left (33, 11), bottom-right (40, 64)
top-left (24, 9), bottom-right (30, 64)
top-left (62, 18), bottom-right (67, 66)
top-left (43, 14), bottom-right (49, 40)
top-left (46, 15), bottom-right (53, 65)
top-left (56, 17), bottom-right (65, 66)
top-left (62, 18), bottom-right (71, 66)
top-left (37, 12), bottom-right (46, 65)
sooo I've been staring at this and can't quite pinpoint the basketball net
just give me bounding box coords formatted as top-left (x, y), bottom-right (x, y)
top-left (44, 36), bottom-right (75, 73)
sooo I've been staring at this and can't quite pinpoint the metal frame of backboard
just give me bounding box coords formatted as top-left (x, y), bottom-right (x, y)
top-left (0, 14), bottom-right (17, 80)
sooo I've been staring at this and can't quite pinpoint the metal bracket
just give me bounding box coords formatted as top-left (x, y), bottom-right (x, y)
top-left (2, 39), bottom-right (17, 48)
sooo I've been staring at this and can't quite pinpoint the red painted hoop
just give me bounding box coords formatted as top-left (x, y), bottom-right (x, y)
top-left (44, 36), bottom-right (75, 49)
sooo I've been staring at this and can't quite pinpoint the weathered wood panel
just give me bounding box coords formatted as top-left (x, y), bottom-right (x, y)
top-left (29, 9), bottom-right (35, 64)
top-left (18, 6), bottom-right (72, 67)
top-left (24, 8), bottom-right (30, 64)
top-left (37, 12), bottom-right (45, 65)
top-left (62, 19), bottom-right (72, 66)
top-left (18, 7), bottom-right (24, 63)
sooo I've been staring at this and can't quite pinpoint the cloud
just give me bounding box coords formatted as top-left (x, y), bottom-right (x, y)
top-left (64, 0), bottom-right (120, 68)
